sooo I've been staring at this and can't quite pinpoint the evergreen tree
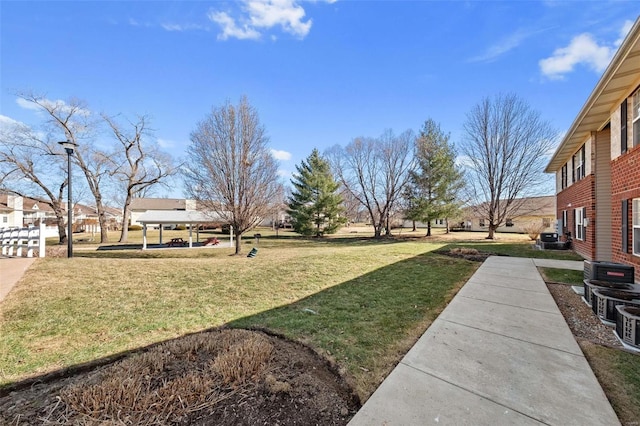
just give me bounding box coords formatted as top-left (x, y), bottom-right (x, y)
top-left (288, 149), bottom-right (346, 237)
top-left (406, 119), bottom-right (465, 236)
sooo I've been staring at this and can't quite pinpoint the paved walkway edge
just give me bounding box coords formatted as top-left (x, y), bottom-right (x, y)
top-left (0, 257), bottom-right (36, 303)
top-left (349, 256), bottom-right (619, 426)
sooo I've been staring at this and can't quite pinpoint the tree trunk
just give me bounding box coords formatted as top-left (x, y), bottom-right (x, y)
top-left (54, 205), bottom-right (67, 244)
top-left (91, 194), bottom-right (109, 243)
top-left (445, 218), bottom-right (450, 234)
top-left (373, 224), bottom-right (383, 238)
top-left (426, 221), bottom-right (432, 237)
top-left (486, 224), bottom-right (496, 239)
top-left (119, 197), bottom-right (132, 243)
top-left (412, 220), bottom-right (416, 232)
top-left (234, 230), bottom-right (243, 254)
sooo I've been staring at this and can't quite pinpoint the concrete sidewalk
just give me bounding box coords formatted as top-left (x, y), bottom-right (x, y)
top-left (349, 256), bottom-right (619, 425)
top-left (0, 256), bottom-right (36, 303)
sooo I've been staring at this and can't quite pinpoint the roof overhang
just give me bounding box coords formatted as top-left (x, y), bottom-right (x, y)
top-left (545, 17), bottom-right (640, 173)
top-left (137, 210), bottom-right (224, 224)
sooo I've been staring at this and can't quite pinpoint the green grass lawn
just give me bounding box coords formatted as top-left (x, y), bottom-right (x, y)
top-left (0, 233), bottom-right (592, 404)
top-left (1, 237), bottom-right (481, 399)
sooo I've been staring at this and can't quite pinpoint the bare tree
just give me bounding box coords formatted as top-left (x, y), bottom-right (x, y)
top-left (460, 93), bottom-right (556, 239)
top-left (0, 116), bottom-right (70, 242)
top-left (103, 114), bottom-right (177, 242)
top-left (328, 129), bottom-right (415, 238)
top-left (16, 92), bottom-right (113, 243)
top-left (184, 97), bottom-right (280, 255)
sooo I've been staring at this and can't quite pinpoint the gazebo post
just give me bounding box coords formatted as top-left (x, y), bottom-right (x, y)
top-left (188, 223), bottom-right (193, 248)
top-left (142, 224), bottom-right (147, 250)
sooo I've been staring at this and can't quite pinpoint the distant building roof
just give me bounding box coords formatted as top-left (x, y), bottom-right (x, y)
top-left (465, 195), bottom-right (556, 218)
top-left (136, 210), bottom-right (224, 224)
top-left (130, 198), bottom-right (195, 211)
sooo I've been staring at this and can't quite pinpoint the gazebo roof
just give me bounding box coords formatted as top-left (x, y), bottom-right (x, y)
top-left (136, 210), bottom-right (224, 224)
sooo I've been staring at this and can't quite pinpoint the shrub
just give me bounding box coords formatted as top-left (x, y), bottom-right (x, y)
top-left (523, 221), bottom-right (546, 241)
top-left (175, 225), bottom-right (187, 231)
top-left (128, 225), bottom-right (143, 231)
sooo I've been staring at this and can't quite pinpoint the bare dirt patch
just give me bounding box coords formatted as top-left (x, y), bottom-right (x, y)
top-left (0, 329), bottom-right (359, 425)
top-left (434, 247), bottom-right (497, 262)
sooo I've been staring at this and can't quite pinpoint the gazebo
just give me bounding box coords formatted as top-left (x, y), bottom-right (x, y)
top-left (135, 210), bottom-right (231, 250)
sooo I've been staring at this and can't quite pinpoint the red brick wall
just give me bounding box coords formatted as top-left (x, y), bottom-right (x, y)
top-left (611, 145), bottom-right (640, 283)
top-left (556, 175), bottom-right (595, 260)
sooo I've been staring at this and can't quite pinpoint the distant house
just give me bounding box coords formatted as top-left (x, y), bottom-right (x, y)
top-left (0, 194), bottom-right (25, 227)
top-left (1, 193), bottom-right (58, 227)
top-left (1, 192), bottom-right (122, 234)
top-left (74, 204), bottom-right (123, 233)
top-left (129, 198), bottom-right (197, 228)
top-left (545, 17), bottom-right (640, 282)
top-left (460, 195), bottom-right (556, 234)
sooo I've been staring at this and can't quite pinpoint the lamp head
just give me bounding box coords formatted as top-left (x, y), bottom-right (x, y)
top-left (58, 140), bottom-right (78, 154)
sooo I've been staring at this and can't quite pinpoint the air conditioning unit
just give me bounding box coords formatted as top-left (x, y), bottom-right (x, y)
top-left (540, 232), bottom-right (559, 243)
top-left (583, 280), bottom-right (640, 306)
top-left (584, 260), bottom-right (635, 283)
top-left (591, 288), bottom-right (640, 325)
top-left (615, 305), bottom-right (640, 351)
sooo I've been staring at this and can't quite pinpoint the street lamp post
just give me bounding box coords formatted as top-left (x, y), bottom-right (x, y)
top-left (58, 141), bottom-right (78, 258)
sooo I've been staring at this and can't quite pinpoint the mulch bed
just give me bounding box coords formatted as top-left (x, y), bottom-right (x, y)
top-left (0, 329), bottom-right (360, 425)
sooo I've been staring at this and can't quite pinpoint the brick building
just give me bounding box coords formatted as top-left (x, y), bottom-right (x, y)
top-left (545, 17), bottom-right (640, 282)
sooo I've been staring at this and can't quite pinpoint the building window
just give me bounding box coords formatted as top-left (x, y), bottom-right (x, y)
top-left (505, 218), bottom-right (514, 227)
top-left (2, 216), bottom-right (7, 224)
top-left (622, 99), bottom-right (628, 153)
top-left (561, 164), bottom-right (568, 189)
top-left (633, 199), bottom-right (640, 256)
top-left (479, 219), bottom-right (485, 227)
top-left (575, 208), bottom-right (584, 241)
top-left (633, 89), bottom-right (640, 147)
top-left (573, 145), bottom-right (585, 181)
top-left (542, 218), bottom-right (551, 228)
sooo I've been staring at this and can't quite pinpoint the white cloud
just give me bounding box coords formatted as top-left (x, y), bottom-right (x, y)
top-left (16, 97), bottom-right (91, 117)
top-left (277, 169), bottom-right (291, 178)
top-left (0, 114), bottom-right (22, 127)
top-left (470, 29), bottom-right (532, 63)
top-left (209, 0), bottom-right (330, 41)
top-left (209, 11), bottom-right (261, 40)
top-left (161, 22), bottom-right (207, 32)
top-left (271, 149), bottom-right (292, 160)
top-left (156, 138), bottom-right (175, 149)
top-left (539, 33), bottom-right (613, 79)
top-left (539, 21), bottom-right (633, 80)
top-left (615, 20), bottom-right (634, 47)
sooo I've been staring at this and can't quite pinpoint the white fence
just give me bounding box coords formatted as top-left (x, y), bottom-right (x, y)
top-left (1, 223), bottom-right (47, 258)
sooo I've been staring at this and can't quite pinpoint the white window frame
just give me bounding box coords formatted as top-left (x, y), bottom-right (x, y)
top-left (633, 198), bottom-right (640, 256)
top-left (573, 146), bottom-right (585, 181)
top-left (479, 219), bottom-right (485, 227)
top-left (633, 90), bottom-right (640, 147)
top-left (575, 208), bottom-right (584, 241)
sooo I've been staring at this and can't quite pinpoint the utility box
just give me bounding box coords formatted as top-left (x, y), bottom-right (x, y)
top-left (584, 260), bottom-right (635, 283)
top-left (540, 232), bottom-right (559, 243)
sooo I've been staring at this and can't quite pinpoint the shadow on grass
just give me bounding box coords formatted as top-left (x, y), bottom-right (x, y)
top-left (0, 249), bottom-right (478, 400)
top-left (72, 235), bottom-right (422, 259)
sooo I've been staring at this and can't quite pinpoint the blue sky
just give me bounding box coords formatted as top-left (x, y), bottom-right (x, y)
top-left (1, 1), bottom-right (639, 198)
